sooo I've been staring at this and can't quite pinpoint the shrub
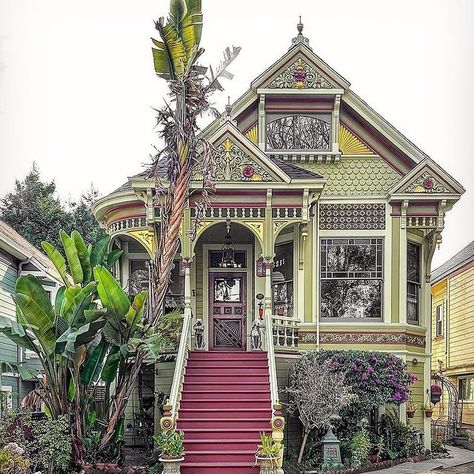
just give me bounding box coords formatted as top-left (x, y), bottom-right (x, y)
top-left (0, 448), bottom-right (30, 474)
top-left (348, 430), bottom-right (371, 467)
top-left (153, 430), bottom-right (184, 459)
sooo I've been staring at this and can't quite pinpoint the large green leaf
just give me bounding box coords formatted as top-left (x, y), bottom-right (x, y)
top-left (60, 230), bottom-right (83, 284)
top-left (72, 230), bottom-right (92, 283)
top-left (126, 291), bottom-right (147, 329)
top-left (0, 361), bottom-right (38, 381)
top-left (41, 241), bottom-right (71, 287)
top-left (16, 275), bottom-right (54, 322)
top-left (90, 236), bottom-right (109, 267)
top-left (106, 249), bottom-right (123, 269)
top-left (101, 346), bottom-right (120, 383)
top-left (14, 293), bottom-right (56, 356)
top-left (61, 282), bottom-right (97, 326)
top-left (93, 265), bottom-right (130, 329)
top-left (57, 321), bottom-right (104, 357)
top-left (0, 315), bottom-right (37, 352)
top-left (67, 373), bottom-right (76, 401)
top-left (81, 339), bottom-right (108, 385)
top-left (180, 0), bottom-right (203, 58)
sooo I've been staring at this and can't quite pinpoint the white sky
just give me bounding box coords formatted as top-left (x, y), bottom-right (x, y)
top-left (0, 0), bottom-right (473, 268)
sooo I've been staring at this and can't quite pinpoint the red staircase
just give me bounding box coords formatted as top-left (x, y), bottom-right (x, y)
top-left (177, 350), bottom-right (272, 474)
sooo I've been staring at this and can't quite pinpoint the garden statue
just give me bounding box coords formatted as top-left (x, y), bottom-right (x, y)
top-left (251, 316), bottom-right (265, 350)
top-left (322, 415), bottom-right (343, 468)
top-left (193, 319), bottom-right (205, 350)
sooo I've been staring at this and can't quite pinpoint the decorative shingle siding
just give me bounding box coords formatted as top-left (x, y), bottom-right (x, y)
top-left (0, 260), bottom-right (18, 364)
top-left (298, 157), bottom-right (401, 196)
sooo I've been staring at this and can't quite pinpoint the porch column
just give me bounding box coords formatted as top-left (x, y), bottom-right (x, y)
top-left (264, 257), bottom-right (273, 321)
top-left (182, 258), bottom-right (194, 346)
top-left (399, 200), bottom-right (409, 324)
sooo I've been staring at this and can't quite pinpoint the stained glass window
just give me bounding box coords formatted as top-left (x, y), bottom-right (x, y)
top-left (320, 238), bottom-right (383, 319)
top-left (407, 242), bottom-right (421, 325)
top-left (266, 115), bottom-right (330, 150)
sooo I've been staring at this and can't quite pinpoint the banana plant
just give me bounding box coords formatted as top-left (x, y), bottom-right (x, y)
top-left (0, 230), bottom-right (152, 464)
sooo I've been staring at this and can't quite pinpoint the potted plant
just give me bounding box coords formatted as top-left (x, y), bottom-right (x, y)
top-left (422, 403), bottom-right (434, 418)
top-left (453, 428), bottom-right (469, 447)
top-left (430, 384), bottom-right (442, 405)
top-left (255, 432), bottom-right (280, 474)
top-left (406, 398), bottom-right (417, 418)
top-left (154, 429), bottom-right (185, 473)
top-left (368, 435), bottom-right (385, 463)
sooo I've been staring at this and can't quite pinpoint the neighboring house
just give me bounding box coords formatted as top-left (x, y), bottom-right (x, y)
top-left (92, 24), bottom-right (463, 468)
top-left (431, 240), bottom-right (474, 432)
top-left (0, 219), bottom-right (61, 411)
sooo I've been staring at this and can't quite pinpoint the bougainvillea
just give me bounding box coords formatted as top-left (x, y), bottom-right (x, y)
top-left (298, 350), bottom-right (417, 435)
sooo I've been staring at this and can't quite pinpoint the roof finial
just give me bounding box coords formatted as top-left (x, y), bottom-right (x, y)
top-left (224, 96), bottom-right (232, 119)
top-left (290, 16), bottom-right (312, 50)
top-left (297, 16), bottom-right (303, 35)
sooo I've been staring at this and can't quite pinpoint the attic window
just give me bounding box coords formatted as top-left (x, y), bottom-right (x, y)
top-left (266, 115), bottom-right (330, 151)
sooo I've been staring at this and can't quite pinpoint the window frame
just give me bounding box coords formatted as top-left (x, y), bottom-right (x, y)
top-left (407, 241), bottom-right (422, 325)
top-left (435, 302), bottom-right (444, 337)
top-left (272, 240), bottom-right (295, 318)
top-left (319, 237), bottom-right (384, 321)
top-left (459, 375), bottom-right (474, 402)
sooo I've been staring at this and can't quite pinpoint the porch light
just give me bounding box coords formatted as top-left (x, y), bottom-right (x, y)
top-left (219, 219), bottom-right (241, 268)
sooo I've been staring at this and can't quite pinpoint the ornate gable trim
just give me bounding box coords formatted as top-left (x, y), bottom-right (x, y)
top-left (268, 57), bottom-right (335, 90)
top-left (200, 122), bottom-right (290, 184)
top-left (251, 45), bottom-right (350, 91)
top-left (389, 158), bottom-right (465, 196)
top-left (339, 124), bottom-right (374, 155)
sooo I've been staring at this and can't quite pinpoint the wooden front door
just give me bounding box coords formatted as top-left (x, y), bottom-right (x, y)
top-left (209, 272), bottom-right (247, 350)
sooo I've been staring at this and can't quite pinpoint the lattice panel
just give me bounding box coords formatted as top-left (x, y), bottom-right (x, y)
top-left (319, 203), bottom-right (385, 230)
top-left (213, 318), bottom-right (243, 348)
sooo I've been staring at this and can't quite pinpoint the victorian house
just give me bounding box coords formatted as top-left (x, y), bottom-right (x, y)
top-left (92, 24), bottom-right (464, 473)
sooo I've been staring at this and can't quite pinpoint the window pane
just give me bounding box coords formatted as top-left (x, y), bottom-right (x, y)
top-left (214, 278), bottom-right (242, 302)
top-left (320, 280), bottom-right (382, 319)
top-left (209, 251), bottom-right (246, 268)
top-left (407, 282), bottom-right (419, 323)
top-left (273, 242), bottom-right (294, 318)
top-left (407, 242), bottom-right (421, 283)
top-left (266, 115), bottom-right (330, 150)
top-left (460, 377), bottom-right (474, 401)
top-left (321, 238), bottom-right (383, 278)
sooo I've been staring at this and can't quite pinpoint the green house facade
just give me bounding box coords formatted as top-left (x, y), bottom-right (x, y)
top-left (92, 26), bottom-right (464, 465)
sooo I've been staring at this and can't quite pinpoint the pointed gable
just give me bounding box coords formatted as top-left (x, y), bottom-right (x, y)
top-left (389, 158), bottom-right (465, 196)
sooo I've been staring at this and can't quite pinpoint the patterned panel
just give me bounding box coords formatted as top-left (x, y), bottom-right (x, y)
top-left (297, 158), bottom-right (401, 196)
top-left (214, 319), bottom-right (243, 348)
top-left (268, 58), bottom-right (335, 89)
top-left (299, 331), bottom-right (426, 347)
top-left (319, 204), bottom-right (386, 230)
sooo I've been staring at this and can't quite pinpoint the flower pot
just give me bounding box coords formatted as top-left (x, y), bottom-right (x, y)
top-left (159, 457), bottom-right (184, 474)
top-left (431, 393), bottom-right (441, 404)
top-left (424, 410), bottom-right (433, 418)
top-left (407, 410), bottom-right (415, 418)
top-left (255, 455), bottom-right (279, 474)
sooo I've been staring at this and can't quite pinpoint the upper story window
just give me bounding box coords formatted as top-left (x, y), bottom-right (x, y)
top-left (320, 238), bottom-right (383, 319)
top-left (407, 242), bottom-right (421, 325)
top-left (435, 303), bottom-right (444, 337)
top-left (266, 114), bottom-right (330, 151)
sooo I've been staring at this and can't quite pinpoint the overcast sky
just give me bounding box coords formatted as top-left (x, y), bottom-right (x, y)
top-left (0, 0), bottom-right (473, 268)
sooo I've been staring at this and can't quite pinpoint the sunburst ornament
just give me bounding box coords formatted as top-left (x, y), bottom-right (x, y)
top-left (339, 124), bottom-right (374, 155)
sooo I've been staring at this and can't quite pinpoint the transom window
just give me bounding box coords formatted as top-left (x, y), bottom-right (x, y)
top-left (320, 238), bottom-right (383, 319)
top-left (407, 242), bottom-right (421, 325)
top-left (266, 115), bottom-right (330, 150)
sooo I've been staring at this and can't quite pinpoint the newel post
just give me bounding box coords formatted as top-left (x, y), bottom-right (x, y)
top-left (271, 401), bottom-right (285, 474)
top-left (160, 403), bottom-right (175, 431)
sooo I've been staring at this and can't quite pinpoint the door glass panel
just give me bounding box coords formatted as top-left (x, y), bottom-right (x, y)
top-left (214, 278), bottom-right (242, 302)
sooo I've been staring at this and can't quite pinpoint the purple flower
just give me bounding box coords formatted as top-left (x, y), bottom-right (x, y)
top-left (393, 391), bottom-right (403, 401)
top-left (367, 366), bottom-right (374, 375)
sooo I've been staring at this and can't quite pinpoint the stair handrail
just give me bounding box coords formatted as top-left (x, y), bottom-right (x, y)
top-left (264, 310), bottom-right (279, 406)
top-left (167, 308), bottom-right (192, 421)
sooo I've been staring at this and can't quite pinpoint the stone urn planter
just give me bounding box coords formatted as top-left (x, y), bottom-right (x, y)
top-left (159, 456), bottom-right (184, 474)
top-left (255, 455), bottom-right (279, 474)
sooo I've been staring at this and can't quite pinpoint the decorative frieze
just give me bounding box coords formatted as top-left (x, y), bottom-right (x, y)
top-left (190, 207), bottom-right (265, 219)
top-left (299, 331), bottom-right (426, 348)
top-left (107, 217), bottom-right (148, 234)
top-left (404, 172), bottom-right (450, 194)
top-left (319, 203), bottom-right (385, 230)
top-left (269, 58), bottom-right (335, 89)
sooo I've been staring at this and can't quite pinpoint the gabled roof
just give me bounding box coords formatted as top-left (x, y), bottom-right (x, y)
top-left (432, 240), bottom-right (474, 283)
top-left (389, 158), bottom-right (465, 197)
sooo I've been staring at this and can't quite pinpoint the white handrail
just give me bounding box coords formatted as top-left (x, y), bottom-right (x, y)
top-left (264, 311), bottom-right (279, 405)
top-left (168, 309), bottom-right (192, 417)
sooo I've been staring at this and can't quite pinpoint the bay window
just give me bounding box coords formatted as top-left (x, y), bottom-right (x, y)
top-left (320, 238), bottom-right (383, 319)
top-left (407, 242), bottom-right (421, 325)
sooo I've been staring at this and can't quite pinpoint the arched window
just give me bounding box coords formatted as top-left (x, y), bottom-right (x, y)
top-left (266, 115), bottom-right (330, 150)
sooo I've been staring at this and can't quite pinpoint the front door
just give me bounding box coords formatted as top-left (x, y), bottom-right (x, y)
top-left (209, 272), bottom-right (247, 350)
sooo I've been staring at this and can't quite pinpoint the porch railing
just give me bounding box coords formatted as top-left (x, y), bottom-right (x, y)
top-left (272, 315), bottom-right (300, 350)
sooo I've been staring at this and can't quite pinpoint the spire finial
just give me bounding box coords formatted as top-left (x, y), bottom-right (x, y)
top-left (224, 96), bottom-right (232, 119)
top-left (297, 16), bottom-right (303, 35)
top-left (290, 16), bottom-right (312, 51)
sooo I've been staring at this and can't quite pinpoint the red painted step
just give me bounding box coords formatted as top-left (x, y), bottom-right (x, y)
top-left (178, 351), bottom-right (272, 474)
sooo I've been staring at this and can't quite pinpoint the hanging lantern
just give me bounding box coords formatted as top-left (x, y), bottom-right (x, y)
top-left (220, 219), bottom-right (237, 268)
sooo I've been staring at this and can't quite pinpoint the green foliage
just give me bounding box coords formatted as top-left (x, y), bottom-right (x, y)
top-left (348, 430), bottom-right (371, 467)
top-left (0, 412), bottom-right (71, 474)
top-left (0, 164), bottom-right (104, 250)
top-left (0, 448), bottom-right (30, 474)
top-left (256, 432), bottom-right (280, 459)
top-left (378, 409), bottom-right (424, 459)
top-left (321, 457), bottom-right (339, 472)
top-left (154, 430), bottom-right (185, 459)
